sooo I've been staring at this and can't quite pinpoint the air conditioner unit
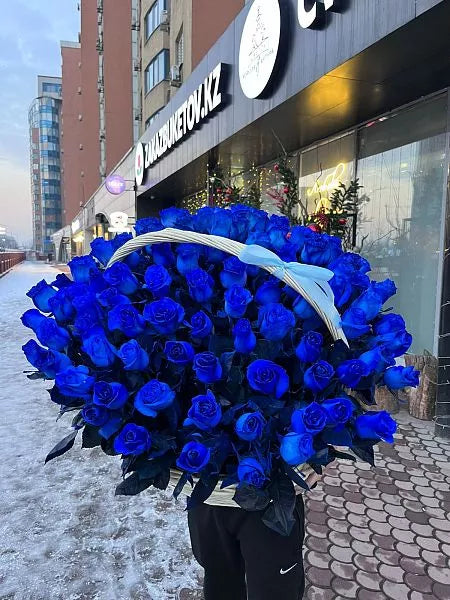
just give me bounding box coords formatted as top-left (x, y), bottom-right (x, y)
top-left (97, 0), bottom-right (103, 12)
top-left (99, 131), bottom-right (106, 140)
top-left (134, 111), bottom-right (142, 122)
top-left (77, 86), bottom-right (82, 95)
top-left (160, 10), bottom-right (170, 31)
top-left (131, 20), bottom-right (140, 31)
top-left (170, 65), bottom-right (182, 87)
top-left (96, 40), bottom-right (103, 52)
top-left (133, 60), bottom-right (141, 72)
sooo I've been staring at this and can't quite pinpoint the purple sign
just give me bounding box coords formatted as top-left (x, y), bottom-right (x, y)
top-left (105, 174), bottom-right (127, 195)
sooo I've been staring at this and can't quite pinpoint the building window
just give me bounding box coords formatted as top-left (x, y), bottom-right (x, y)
top-left (42, 82), bottom-right (62, 95)
top-left (145, 109), bottom-right (163, 130)
top-left (176, 28), bottom-right (184, 67)
top-left (145, 50), bottom-right (169, 94)
top-left (144, 0), bottom-right (167, 40)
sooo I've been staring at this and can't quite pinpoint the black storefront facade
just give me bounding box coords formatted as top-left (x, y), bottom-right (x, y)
top-left (135, 0), bottom-right (450, 437)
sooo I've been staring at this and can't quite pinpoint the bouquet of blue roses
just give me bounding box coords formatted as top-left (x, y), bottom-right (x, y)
top-left (21, 205), bottom-right (419, 535)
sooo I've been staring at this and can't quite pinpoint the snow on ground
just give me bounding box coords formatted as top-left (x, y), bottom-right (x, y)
top-left (0, 263), bottom-right (202, 600)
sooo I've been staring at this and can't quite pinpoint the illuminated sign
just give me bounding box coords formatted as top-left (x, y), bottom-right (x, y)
top-left (298, 0), bottom-right (340, 29)
top-left (105, 174), bottom-right (127, 195)
top-left (71, 219), bottom-right (81, 234)
top-left (239, 0), bottom-right (281, 99)
top-left (108, 212), bottom-right (131, 233)
top-left (135, 63), bottom-right (225, 186)
top-left (306, 163), bottom-right (347, 211)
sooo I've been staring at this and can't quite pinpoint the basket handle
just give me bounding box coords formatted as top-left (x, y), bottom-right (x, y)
top-left (107, 228), bottom-right (347, 344)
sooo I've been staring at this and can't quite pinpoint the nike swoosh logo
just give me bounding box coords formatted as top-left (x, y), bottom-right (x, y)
top-left (280, 563), bottom-right (298, 575)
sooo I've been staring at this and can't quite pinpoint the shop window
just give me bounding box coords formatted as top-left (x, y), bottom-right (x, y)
top-left (144, 0), bottom-right (167, 40)
top-left (298, 132), bottom-right (356, 221)
top-left (145, 50), bottom-right (169, 94)
top-left (42, 82), bottom-right (62, 95)
top-left (356, 95), bottom-right (448, 355)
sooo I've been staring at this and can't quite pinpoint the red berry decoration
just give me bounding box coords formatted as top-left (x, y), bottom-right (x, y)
top-left (338, 218), bottom-right (347, 226)
top-left (307, 224), bottom-right (321, 233)
top-left (216, 187), bottom-right (222, 194)
top-left (226, 187), bottom-right (232, 195)
top-left (274, 164), bottom-right (280, 172)
top-left (283, 187), bottom-right (290, 195)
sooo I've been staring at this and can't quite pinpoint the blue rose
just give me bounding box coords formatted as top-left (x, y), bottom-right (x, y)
top-left (93, 381), bottom-right (128, 409)
top-left (330, 252), bottom-right (371, 275)
top-left (359, 347), bottom-right (395, 374)
top-left (268, 227), bottom-right (288, 252)
top-left (82, 334), bottom-right (116, 367)
top-left (176, 243), bottom-right (202, 275)
top-left (176, 441), bottom-right (211, 473)
top-left (97, 287), bottom-right (131, 309)
top-left (152, 243), bottom-right (175, 267)
top-left (68, 255), bottom-right (98, 283)
top-left (51, 273), bottom-right (73, 289)
top-left (374, 314), bottom-right (406, 336)
top-left (235, 412), bottom-right (265, 441)
top-left (329, 275), bottom-right (353, 308)
top-left (291, 402), bottom-right (328, 434)
top-left (370, 330), bottom-right (413, 358)
top-left (143, 297), bottom-right (185, 335)
top-left (164, 341), bottom-right (195, 365)
top-left (186, 269), bottom-right (214, 303)
top-left (193, 352), bottom-right (223, 383)
top-left (73, 307), bottom-right (104, 338)
top-left (336, 359), bottom-right (370, 387)
top-left (301, 233), bottom-right (342, 266)
top-left (55, 365), bottom-right (95, 399)
top-left (21, 309), bottom-right (47, 332)
top-left (384, 366), bottom-right (420, 390)
top-left (134, 217), bottom-right (164, 235)
top-left (36, 318), bottom-right (71, 351)
top-left (71, 293), bottom-right (99, 315)
top-left (108, 304), bottom-right (146, 337)
top-left (144, 264), bottom-right (172, 298)
top-left (304, 360), bottom-right (334, 393)
top-left (277, 242), bottom-right (298, 263)
top-left (355, 411), bottom-right (397, 443)
top-left (247, 208), bottom-right (268, 232)
top-left (114, 423), bottom-right (152, 456)
top-left (65, 282), bottom-right (90, 301)
top-left (160, 207), bottom-right (193, 229)
top-left (205, 246), bottom-right (227, 264)
top-left (225, 286), bottom-right (253, 318)
top-left (135, 380), bottom-right (175, 417)
top-left (184, 390), bottom-right (222, 430)
top-left (82, 404), bottom-right (110, 427)
top-left (351, 288), bottom-right (383, 321)
top-left (293, 297), bottom-right (318, 320)
top-left (259, 303), bottom-right (295, 342)
top-left (90, 237), bottom-right (115, 266)
top-left (371, 279), bottom-right (396, 303)
top-left (210, 209), bottom-right (233, 237)
top-left (118, 339), bottom-right (149, 370)
top-left (233, 318), bottom-right (256, 353)
top-left (268, 214), bottom-right (290, 232)
top-left (111, 233), bottom-right (133, 251)
top-left (26, 279), bottom-right (57, 313)
top-left (104, 262), bottom-right (139, 295)
top-left (295, 331), bottom-right (323, 363)
top-left (341, 307), bottom-right (371, 340)
top-left (22, 339), bottom-right (71, 378)
top-left (48, 289), bottom-right (75, 323)
top-left (280, 432), bottom-right (314, 466)
top-left (220, 256), bottom-right (247, 289)
top-left (190, 311), bottom-right (213, 339)
top-left (247, 359), bottom-right (289, 399)
top-left (246, 231), bottom-right (272, 249)
top-left (237, 458), bottom-right (267, 488)
top-left (255, 279), bottom-right (281, 305)
top-left (321, 397), bottom-right (354, 425)
top-left (192, 207), bottom-right (215, 234)
top-left (289, 226), bottom-right (312, 251)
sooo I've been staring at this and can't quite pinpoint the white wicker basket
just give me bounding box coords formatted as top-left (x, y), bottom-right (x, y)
top-left (107, 227), bottom-right (346, 506)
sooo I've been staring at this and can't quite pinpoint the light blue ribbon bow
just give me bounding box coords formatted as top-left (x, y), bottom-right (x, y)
top-left (239, 244), bottom-right (346, 342)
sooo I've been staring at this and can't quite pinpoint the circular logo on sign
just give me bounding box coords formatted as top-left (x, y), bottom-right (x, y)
top-left (135, 143), bottom-right (145, 187)
top-left (239, 0), bottom-right (281, 99)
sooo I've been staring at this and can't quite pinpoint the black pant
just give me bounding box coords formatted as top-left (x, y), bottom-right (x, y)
top-left (188, 496), bottom-right (305, 600)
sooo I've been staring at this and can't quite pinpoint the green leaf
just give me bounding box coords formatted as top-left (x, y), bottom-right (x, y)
top-left (45, 431), bottom-right (78, 464)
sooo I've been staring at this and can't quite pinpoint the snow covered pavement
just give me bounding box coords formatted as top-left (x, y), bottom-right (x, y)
top-left (0, 263), bottom-right (202, 600)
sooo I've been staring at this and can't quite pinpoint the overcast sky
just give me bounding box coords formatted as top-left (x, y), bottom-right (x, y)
top-left (0, 0), bottom-right (79, 246)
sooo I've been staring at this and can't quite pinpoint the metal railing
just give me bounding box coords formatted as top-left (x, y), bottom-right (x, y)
top-left (0, 252), bottom-right (26, 275)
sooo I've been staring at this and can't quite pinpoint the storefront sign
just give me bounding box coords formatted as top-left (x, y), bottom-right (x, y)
top-left (239, 0), bottom-right (281, 99)
top-left (108, 212), bottom-right (131, 233)
top-left (105, 174), bottom-right (127, 195)
top-left (71, 219), bottom-right (81, 234)
top-left (298, 0), bottom-right (340, 29)
top-left (135, 63), bottom-right (225, 186)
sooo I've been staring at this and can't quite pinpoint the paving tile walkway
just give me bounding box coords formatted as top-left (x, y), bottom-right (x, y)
top-left (304, 410), bottom-right (450, 600)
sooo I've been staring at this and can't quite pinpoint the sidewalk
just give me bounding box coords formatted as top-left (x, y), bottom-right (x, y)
top-left (304, 411), bottom-right (450, 600)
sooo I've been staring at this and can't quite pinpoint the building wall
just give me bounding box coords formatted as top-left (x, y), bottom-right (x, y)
top-left (80, 0), bottom-right (101, 204)
top-left (61, 43), bottom-right (83, 226)
top-left (191, 0), bottom-right (244, 69)
top-left (103, 0), bottom-right (134, 173)
top-left (170, 0), bottom-right (192, 86)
